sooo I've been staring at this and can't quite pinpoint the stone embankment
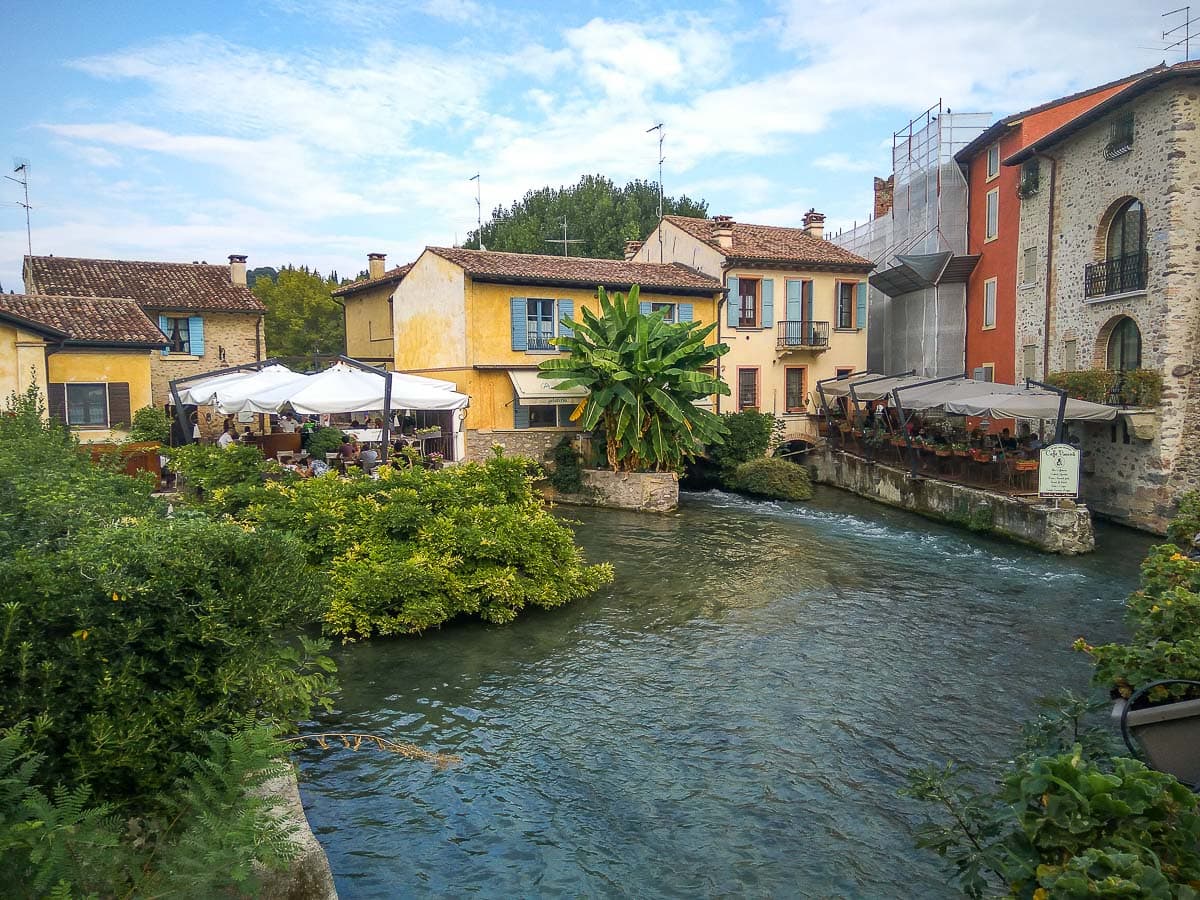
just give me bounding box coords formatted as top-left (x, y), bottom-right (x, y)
top-left (547, 469), bottom-right (679, 512)
top-left (813, 449), bottom-right (1095, 554)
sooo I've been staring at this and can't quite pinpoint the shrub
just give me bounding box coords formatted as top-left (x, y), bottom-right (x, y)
top-left (549, 436), bottom-right (585, 493)
top-left (305, 425), bottom-right (345, 460)
top-left (1046, 368), bottom-right (1163, 407)
top-left (708, 410), bottom-right (776, 474)
top-left (126, 405), bottom-right (172, 443)
top-left (728, 456), bottom-right (813, 501)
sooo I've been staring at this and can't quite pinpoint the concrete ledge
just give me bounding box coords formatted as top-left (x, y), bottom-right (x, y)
top-left (813, 450), bottom-right (1095, 555)
top-left (551, 469), bottom-right (679, 512)
top-left (255, 765), bottom-right (338, 900)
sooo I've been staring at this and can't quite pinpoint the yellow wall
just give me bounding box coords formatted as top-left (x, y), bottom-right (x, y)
top-left (0, 324), bottom-right (50, 404)
top-left (342, 284), bottom-right (396, 364)
top-left (48, 348), bottom-right (155, 443)
top-left (393, 252), bottom-right (469, 372)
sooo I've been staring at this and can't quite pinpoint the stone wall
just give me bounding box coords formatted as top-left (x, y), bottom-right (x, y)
top-left (254, 766), bottom-right (338, 900)
top-left (550, 469), bottom-right (679, 513)
top-left (465, 428), bottom-right (579, 464)
top-left (1015, 77), bottom-right (1200, 533)
top-left (154, 312), bottom-right (264, 408)
top-left (813, 449), bottom-right (1095, 554)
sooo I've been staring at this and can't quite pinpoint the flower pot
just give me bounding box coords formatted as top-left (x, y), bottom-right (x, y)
top-left (1112, 695), bottom-right (1200, 787)
top-left (953, 449), bottom-right (972, 458)
top-left (934, 449), bottom-right (952, 457)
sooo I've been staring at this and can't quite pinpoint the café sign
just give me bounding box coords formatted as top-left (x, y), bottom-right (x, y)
top-left (1039, 443), bottom-right (1080, 499)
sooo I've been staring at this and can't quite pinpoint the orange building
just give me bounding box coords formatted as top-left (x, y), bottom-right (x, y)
top-left (956, 66), bottom-right (1160, 387)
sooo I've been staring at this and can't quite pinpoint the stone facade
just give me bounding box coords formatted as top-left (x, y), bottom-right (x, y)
top-left (813, 449), bottom-right (1095, 554)
top-left (465, 428), bottom-right (579, 464)
top-left (1015, 74), bottom-right (1200, 532)
top-left (551, 470), bottom-right (679, 513)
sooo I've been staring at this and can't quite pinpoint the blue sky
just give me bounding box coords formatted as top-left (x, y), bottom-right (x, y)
top-left (0, 0), bottom-right (1182, 291)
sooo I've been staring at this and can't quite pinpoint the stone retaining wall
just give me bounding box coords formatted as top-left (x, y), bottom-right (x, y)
top-left (813, 449), bottom-right (1095, 554)
top-left (550, 469), bottom-right (679, 513)
top-left (464, 428), bottom-right (579, 464)
top-left (255, 766), bottom-right (338, 900)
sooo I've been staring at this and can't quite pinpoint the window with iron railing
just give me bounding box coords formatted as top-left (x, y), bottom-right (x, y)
top-left (526, 298), bottom-right (556, 349)
top-left (776, 320), bottom-right (829, 349)
top-left (1085, 251), bottom-right (1148, 297)
top-left (1104, 111), bottom-right (1134, 160)
top-left (1017, 160), bottom-right (1039, 198)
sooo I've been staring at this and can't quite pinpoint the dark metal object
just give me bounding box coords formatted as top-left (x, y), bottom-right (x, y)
top-left (168, 357), bottom-right (283, 446)
top-left (1084, 251), bottom-right (1147, 298)
top-left (892, 372), bottom-right (966, 478)
top-left (1024, 377), bottom-right (1068, 444)
top-left (776, 320), bottom-right (830, 351)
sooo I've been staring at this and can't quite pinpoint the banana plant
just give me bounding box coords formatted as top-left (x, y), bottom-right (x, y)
top-left (537, 285), bottom-right (730, 472)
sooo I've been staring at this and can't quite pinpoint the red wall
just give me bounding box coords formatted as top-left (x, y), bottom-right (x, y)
top-left (963, 81), bottom-right (1139, 386)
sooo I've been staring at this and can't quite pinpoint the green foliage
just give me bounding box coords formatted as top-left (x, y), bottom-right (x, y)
top-left (168, 442), bottom-right (287, 514)
top-left (252, 264), bottom-right (345, 363)
top-left (727, 456), bottom-right (813, 502)
top-left (1166, 491), bottom-right (1200, 551)
top-left (222, 450), bottom-right (613, 640)
top-left (549, 436), bottom-right (585, 494)
top-left (125, 405), bottom-right (171, 443)
top-left (539, 285), bottom-right (730, 472)
top-left (1046, 368), bottom-right (1163, 407)
top-left (0, 723), bottom-right (303, 897)
top-left (1077, 497), bottom-right (1200, 702)
top-left (708, 410), bottom-right (775, 474)
top-left (466, 174), bottom-right (708, 258)
top-left (306, 425), bottom-right (346, 460)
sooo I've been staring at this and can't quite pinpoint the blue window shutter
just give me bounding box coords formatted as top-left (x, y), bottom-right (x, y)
top-left (558, 405), bottom-right (574, 427)
top-left (557, 299), bottom-right (574, 338)
top-left (513, 394), bottom-right (529, 429)
top-left (158, 315), bottom-right (170, 356)
top-left (785, 280), bottom-right (802, 321)
top-left (677, 303), bottom-right (693, 323)
top-left (188, 316), bottom-right (204, 356)
top-left (638, 301), bottom-right (652, 316)
top-left (761, 278), bottom-right (775, 328)
top-left (511, 297), bottom-right (528, 350)
top-left (726, 276), bottom-right (739, 327)
top-left (856, 282), bottom-right (867, 329)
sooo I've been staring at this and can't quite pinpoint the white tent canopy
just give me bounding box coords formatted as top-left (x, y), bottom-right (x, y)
top-left (212, 366), bottom-right (312, 415)
top-left (176, 368), bottom-right (269, 406)
top-left (848, 373), bottom-right (930, 402)
top-left (943, 389), bottom-right (1118, 422)
top-left (820, 372), bottom-right (880, 399)
top-left (894, 377), bottom-right (1027, 411)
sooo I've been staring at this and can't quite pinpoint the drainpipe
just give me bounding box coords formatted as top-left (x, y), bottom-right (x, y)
top-left (1040, 151), bottom-right (1059, 379)
top-left (255, 315), bottom-right (263, 362)
top-left (715, 287), bottom-right (727, 415)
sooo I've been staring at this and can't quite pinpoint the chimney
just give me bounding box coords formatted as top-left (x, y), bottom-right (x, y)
top-left (624, 240), bottom-right (643, 261)
top-left (228, 254), bottom-right (247, 286)
top-left (712, 215), bottom-right (734, 250)
top-left (367, 252), bottom-right (386, 280)
top-left (801, 209), bottom-right (826, 240)
top-left (873, 175), bottom-right (894, 219)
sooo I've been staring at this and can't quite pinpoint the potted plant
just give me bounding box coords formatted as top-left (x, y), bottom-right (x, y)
top-left (952, 442), bottom-right (972, 458)
top-left (971, 448), bottom-right (993, 463)
top-left (1076, 501), bottom-right (1200, 787)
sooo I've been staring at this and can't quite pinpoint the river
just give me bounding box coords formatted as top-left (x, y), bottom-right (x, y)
top-left (296, 487), bottom-right (1154, 898)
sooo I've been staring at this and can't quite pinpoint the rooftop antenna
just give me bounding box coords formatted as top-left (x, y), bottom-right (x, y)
top-left (647, 123), bottom-right (664, 261)
top-left (1162, 6), bottom-right (1197, 59)
top-left (5, 159), bottom-right (32, 257)
top-left (545, 216), bottom-right (584, 257)
top-left (469, 172), bottom-right (484, 250)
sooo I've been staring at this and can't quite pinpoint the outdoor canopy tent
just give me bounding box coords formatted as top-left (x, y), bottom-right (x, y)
top-left (892, 376), bottom-right (1027, 411)
top-left (819, 372), bottom-right (882, 399)
top-left (286, 362), bottom-right (468, 415)
top-left (942, 389), bottom-right (1118, 422)
top-left (848, 373), bottom-right (929, 403)
top-left (208, 366), bottom-right (312, 415)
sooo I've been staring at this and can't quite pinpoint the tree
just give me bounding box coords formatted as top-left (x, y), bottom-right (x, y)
top-left (466, 175), bottom-right (708, 259)
top-left (538, 286), bottom-right (730, 472)
top-left (252, 265), bottom-right (345, 364)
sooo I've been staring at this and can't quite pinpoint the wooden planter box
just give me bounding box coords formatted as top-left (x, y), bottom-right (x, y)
top-left (971, 450), bottom-right (993, 463)
top-left (934, 449), bottom-right (953, 458)
top-left (953, 449), bottom-right (973, 458)
top-left (1014, 460), bottom-right (1039, 472)
top-left (86, 441), bottom-right (163, 488)
top-left (890, 438), bottom-right (908, 447)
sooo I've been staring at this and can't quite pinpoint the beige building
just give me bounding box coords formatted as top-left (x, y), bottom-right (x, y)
top-left (23, 254), bottom-right (265, 436)
top-left (1007, 61), bottom-right (1200, 532)
top-left (634, 213), bottom-right (875, 441)
top-left (332, 252), bottom-right (413, 367)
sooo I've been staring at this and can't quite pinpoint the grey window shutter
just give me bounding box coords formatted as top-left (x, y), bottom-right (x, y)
top-left (558, 299), bottom-right (574, 338)
top-left (108, 382), bottom-right (132, 429)
top-left (47, 383), bottom-right (67, 424)
top-left (677, 303), bottom-right (693, 322)
top-left (158, 315), bottom-right (170, 356)
top-left (761, 278), bottom-right (775, 327)
top-left (513, 393), bottom-right (530, 429)
top-left (510, 298), bottom-right (528, 351)
top-left (188, 317), bottom-right (205, 356)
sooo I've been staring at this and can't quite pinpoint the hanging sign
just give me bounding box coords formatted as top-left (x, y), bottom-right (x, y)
top-left (1039, 443), bottom-right (1080, 498)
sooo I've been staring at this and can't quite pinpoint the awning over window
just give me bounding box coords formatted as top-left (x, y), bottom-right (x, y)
top-left (509, 369), bottom-right (587, 405)
top-left (869, 252), bottom-right (981, 298)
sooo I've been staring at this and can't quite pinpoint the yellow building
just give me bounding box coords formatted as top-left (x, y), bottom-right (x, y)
top-left (392, 247), bottom-right (724, 462)
top-left (635, 212), bottom-right (875, 441)
top-left (23, 254), bottom-right (265, 437)
top-left (0, 294), bottom-right (166, 442)
top-left (332, 252), bottom-right (413, 367)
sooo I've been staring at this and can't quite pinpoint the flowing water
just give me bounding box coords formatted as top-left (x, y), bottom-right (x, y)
top-left (296, 488), bottom-right (1154, 898)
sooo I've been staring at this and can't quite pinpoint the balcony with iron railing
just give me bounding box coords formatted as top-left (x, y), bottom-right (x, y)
top-left (1084, 251), bottom-right (1147, 299)
top-left (776, 320), bottom-right (830, 351)
top-left (526, 331), bottom-right (556, 351)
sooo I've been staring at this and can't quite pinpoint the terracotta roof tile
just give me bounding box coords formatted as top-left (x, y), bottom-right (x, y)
top-left (663, 216), bottom-right (874, 269)
top-left (331, 262), bottom-right (414, 297)
top-left (24, 255), bottom-right (265, 313)
top-left (426, 247), bottom-right (723, 295)
top-left (0, 294), bottom-right (168, 346)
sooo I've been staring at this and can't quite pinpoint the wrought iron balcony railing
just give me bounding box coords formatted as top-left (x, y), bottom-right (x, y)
top-left (1084, 251), bottom-right (1147, 298)
top-left (776, 320), bottom-right (830, 351)
top-left (526, 332), bottom-right (556, 351)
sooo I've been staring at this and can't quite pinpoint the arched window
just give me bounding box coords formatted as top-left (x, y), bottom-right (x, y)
top-left (1107, 317), bottom-right (1142, 371)
top-left (1106, 199), bottom-right (1144, 261)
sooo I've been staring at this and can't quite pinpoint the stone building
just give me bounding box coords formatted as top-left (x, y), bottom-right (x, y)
top-left (1006, 61), bottom-right (1200, 532)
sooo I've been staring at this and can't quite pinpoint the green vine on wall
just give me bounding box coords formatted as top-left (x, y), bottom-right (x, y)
top-left (1045, 369), bottom-right (1163, 408)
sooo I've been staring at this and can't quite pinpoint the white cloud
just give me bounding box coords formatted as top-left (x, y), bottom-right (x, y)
top-left (813, 153), bottom-right (884, 174)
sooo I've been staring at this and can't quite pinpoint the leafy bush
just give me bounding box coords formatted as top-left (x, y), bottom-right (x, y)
top-left (708, 410), bottom-right (776, 474)
top-left (1046, 368), bottom-right (1163, 407)
top-left (728, 456), bottom-right (813, 501)
top-left (229, 450), bottom-right (613, 640)
top-left (126, 405), bottom-right (172, 443)
top-left (549, 436), bottom-right (585, 493)
top-left (305, 425), bottom-right (345, 460)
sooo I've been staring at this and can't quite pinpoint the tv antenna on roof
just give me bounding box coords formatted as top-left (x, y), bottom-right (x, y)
top-left (5, 159), bottom-right (32, 256)
top-left (1162, 6), bottom-right (1197, 59)
top-left (646, 123), bottom-right (665, 261)
top-left (545, 216), bottom-right (584, 257)
top-left (469, 172), bottom-right (485, 251)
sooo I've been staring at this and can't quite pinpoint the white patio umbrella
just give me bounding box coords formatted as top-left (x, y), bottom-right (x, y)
top-left (942, 389), bottom-right (1117, 422)
top-left (213, 365), bottom-right (311, 414)
top-left (286, 362), bottom-right (467, 415)
top-left (176, 369), bottom-right (260, 405)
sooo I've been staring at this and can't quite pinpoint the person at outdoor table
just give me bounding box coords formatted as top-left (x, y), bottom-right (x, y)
top-left (309, 457), bottom-right (330, 476)
top-left (999, 428), bottom-right (1018, 451)
top-left (339, 437), bottom-right (359, 461)
top-left (278, 413), bottom-right (298, 433)
top-left (240, 427), bottom-right (255, 442)
top-left (1023, 432), bottom-right (1043, 453)
top-left (359, 446), bottom-right (379, 470)
top-left (217, 424), bottom-right (234, 448)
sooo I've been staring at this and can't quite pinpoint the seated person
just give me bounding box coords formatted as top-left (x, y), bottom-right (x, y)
top-left (309, 457), bottom-right (330, 476)
top-left (359, 446), bottom-right (380, 469)
top-left (350, 418), bottom-right (362, 428)
top-left (1024, 432), bottom-right (1044, 453)
top-left (240, 427), bottom-right (255, 443)
top-left (999, 428), bottom-right (1018, 451)
top-left (339, 437), bottom-right (358, 460)
top-left (216, 425), bottom-right (234, 449)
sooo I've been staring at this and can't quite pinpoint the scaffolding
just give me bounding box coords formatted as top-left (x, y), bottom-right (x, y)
top-left (833, 103), bottom-right (990, 377)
